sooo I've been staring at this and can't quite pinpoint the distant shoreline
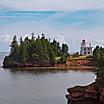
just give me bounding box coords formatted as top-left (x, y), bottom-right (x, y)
top-left (2, 65), bottom-right (96, 71)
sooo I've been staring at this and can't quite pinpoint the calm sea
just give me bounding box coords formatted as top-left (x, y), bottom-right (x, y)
top-left (0, 52), bottom-right (96, 104)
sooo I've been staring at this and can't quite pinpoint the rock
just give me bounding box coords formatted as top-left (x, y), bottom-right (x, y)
top-left (67, 86), bottom-right (85, 93)
top-left (71, 92), bottom-right (84, 98)
top-left (66, 83), bottom-right (98, 104)
top-left (66, 74), bottom-right (104, 104)
top-left (84, 83), bottom-right (97, 99)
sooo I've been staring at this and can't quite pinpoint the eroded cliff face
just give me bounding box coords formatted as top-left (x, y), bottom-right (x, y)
top-left (66, 59), bottom-right (94, 66)
top-left (66, 80), bottom-right (104, 104)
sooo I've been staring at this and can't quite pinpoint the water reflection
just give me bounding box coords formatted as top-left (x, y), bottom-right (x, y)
top-left (7, 67), bottom-right (95, 75)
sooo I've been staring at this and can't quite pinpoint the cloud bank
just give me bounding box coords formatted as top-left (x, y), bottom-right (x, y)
top-left (0, 0), bottom-right (104, 11)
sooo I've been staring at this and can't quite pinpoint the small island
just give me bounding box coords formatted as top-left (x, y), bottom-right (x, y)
top-left (3, 33), bottom-right (69, 68)
top-left (3, 35), bottom-right (97, 69)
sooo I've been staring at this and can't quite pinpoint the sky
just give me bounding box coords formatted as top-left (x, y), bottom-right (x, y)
top-left (0, 0), bottom-right (104, 52)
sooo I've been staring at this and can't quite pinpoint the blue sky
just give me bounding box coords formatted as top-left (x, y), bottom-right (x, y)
top-left (0, 0), bottom-right (104, 52)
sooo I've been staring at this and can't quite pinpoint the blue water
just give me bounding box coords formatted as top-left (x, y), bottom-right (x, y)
top-left (0, 53), bottom-right (96, 104)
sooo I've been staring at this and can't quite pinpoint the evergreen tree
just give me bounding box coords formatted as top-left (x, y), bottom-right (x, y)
top-left (10, 36), bottom-right (20, 62)
top-left (10, 36), bottom-right (18, 55)
top-left (31, 33), bottom-right (35, 40)
top-left (21, 41), bottom-right (29, 63)
top-left (20, 37), bottom-right (23, 44)
top-left (62, 43), bottom-right (68, 54)
top-left (40, 34), bottom-right (50, 64)
top-left (93, 46), bottom-right (100, 60)
top-left (51, 39), bottom-right (61, 56)
top-left (21, 44), bottom-right (29, 63)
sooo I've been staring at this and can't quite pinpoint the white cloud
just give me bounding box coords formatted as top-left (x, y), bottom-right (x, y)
top-left (52, 34), bottom-right (67, 45)
top-left (0, 34), bottom-right (13, 43)
top-left (0, 0), bottom-right (104, 11)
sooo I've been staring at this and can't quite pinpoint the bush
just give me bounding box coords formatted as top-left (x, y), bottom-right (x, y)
top-left (3, 56), bottom-right (13, 68)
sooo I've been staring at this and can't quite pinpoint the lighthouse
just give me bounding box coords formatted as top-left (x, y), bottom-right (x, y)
top-left (80, 39), bottom-right (93, 56)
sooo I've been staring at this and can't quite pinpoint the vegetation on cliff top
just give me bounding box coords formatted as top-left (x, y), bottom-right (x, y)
top-left (93, 46), bottom-right (104, 88)
top-left (93, 46), bottom-right (104, 67)
top-left (3, 33), bottom-right (69, 68)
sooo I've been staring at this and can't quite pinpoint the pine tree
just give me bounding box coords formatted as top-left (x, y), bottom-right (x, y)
top-left (62, 43), bottom-right (68, 54)
top-left (51, 39), bottom-right (61, 56)
top-left (10, 36), bottom-right (18, 55)
top-left (10, 36), bottom-right (20, 62)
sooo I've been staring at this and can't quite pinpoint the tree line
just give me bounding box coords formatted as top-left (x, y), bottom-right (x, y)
top-left (3, 33), bottom-right (69, 67)
top-left (93, 46), bottom-right (104, 67)
top-left (93, 45), bottom-right (104, 80)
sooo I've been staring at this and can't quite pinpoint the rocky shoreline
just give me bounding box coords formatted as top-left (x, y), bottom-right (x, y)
top-left (66, 76), bottom-right (104, 104)
top-left (3, 64), bottom-right (95, 71)
top-left (3, 55), bottom-right (95, 69)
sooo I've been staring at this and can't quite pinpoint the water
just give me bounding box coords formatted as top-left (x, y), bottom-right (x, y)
top-left (0, 52), bottom-right (96, 104)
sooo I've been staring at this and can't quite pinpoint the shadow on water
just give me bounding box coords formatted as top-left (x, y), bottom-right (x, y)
top-left (7, 67), bottom-right (70, 75)
top-left (3, 67), bottom-right (95, 76)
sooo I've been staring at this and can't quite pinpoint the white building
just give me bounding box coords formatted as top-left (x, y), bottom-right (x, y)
top-left (80, 39), bottom-right (93, 56)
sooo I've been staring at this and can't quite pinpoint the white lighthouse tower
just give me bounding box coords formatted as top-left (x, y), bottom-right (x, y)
top-left (80, 39), bottom-right (93, 56)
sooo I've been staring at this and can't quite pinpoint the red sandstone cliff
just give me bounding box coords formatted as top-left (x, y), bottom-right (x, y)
top-left (66, 80), bottom-right (104, 104)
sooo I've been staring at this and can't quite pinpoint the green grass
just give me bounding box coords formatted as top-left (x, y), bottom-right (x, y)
top-left (68, 56), bottom-right (92, 60)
